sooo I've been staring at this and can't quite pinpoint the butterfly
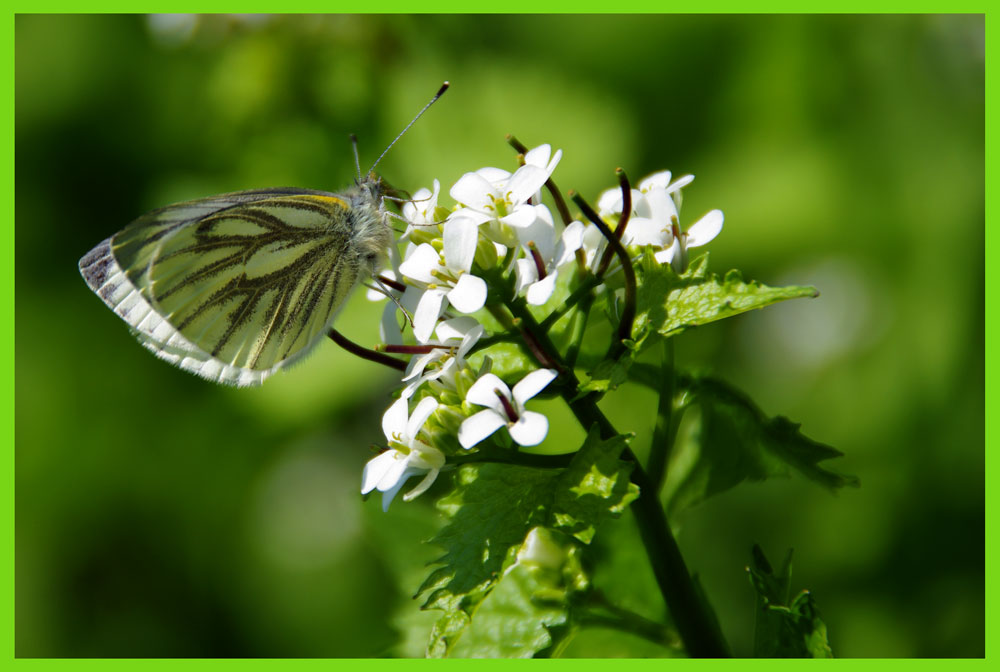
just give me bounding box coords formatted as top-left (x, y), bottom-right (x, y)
top-left (79, 82), bottom-right (448, 387)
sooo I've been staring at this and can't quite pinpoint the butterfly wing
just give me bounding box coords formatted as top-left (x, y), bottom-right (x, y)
top-left (80, 188), bottom-right (373, 386)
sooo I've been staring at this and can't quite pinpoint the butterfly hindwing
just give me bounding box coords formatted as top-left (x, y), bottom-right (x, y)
top-left (80, 188), bottom-right (376, 386)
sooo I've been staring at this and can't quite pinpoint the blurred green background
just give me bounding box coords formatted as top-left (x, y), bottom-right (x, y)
top-left (15, 14), bottom-right (983, 657)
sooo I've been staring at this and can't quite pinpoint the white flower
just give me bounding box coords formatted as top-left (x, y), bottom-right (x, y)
top-left (402, 179), bottom-right (441, 226)
top-left (594, 170), bottom-right (722, 270)
top-left (449, 144), bottom-right (562, 247)
top-left (578, 220), bottom-right (608, 268)
top-left (668, 209), bottom-right (724, 271)
top-left (458, 369), bottom-right (558, 448)
top-left (513, 211), bottom-right (585, 305)
top-left (398, 217), bottom-right (488, 342)
top-left (401, 317), bottom-right (484, 399)
top-left (597, 170), bottom-right (693, 217)
top-left (361, 397), bottom-right (445, 511)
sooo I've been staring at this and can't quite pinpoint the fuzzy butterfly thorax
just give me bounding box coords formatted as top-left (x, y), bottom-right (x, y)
top-left (346, 172), bottom-right (394, 270)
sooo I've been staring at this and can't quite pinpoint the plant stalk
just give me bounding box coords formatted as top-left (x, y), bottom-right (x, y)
top-left (504, 296), bottom-right (729, 658)
top-left (647, 336), bottom-right (676, 494)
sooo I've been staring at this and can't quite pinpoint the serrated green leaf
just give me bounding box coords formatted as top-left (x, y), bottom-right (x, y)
top-left (447, 563), bottom-right (567, 658)
top-left (420, 464), bottom-right (552, 611)
top-left (419, 428), bottom-right (637, 656)
top-left (663, 375), bottom-right (858, 517)
top-left (552, 427), bottom-right (640, 543)
top-left (748, 544), bottom-right (794, 607)
top-left (448, 529), bottom-right (586, 658)
top-left (748, 545), bottom-right (833, 658)
top-left (634, 252), bottom-right (817, 341)
top-left (577, 353), bottom-right (636, 395)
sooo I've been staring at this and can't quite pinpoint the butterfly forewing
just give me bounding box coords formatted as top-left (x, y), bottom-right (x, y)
top-left (80, 188), bottom-right (376, 386)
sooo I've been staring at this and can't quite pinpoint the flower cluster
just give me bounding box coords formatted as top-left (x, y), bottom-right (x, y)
top-left (359, 144), bottom-right (723, 510)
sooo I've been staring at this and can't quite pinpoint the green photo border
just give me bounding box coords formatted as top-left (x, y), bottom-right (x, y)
top-left (6, 4), bottom-right (990, 665)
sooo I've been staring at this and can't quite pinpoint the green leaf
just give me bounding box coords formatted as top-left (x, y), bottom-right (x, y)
top-left (576, 352), bottom-right (636, 396)
top-left (551, 427), bottom-right (640, 543)
top-left (748, 545), bottom-right (834, 658)
top-left (663, 375), bottom-right (858, 517)
top-left (633, 252), bottom-right (817, 343)
top-left (419, 428), bottom-right (637, 657)
top-left (448, 528), bottom-right (587, 658)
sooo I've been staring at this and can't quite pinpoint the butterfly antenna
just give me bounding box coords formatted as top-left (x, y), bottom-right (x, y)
top-left (367, 81), bottom-right (450, 175)
top-left (372, 275), bottom-right (415, 329)
top-left (350, 134), bottom-right (362, 181)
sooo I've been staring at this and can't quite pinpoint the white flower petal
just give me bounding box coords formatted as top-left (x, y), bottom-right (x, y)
top-left (379, 300), bottom-right (404, 346)
top-left (402, 349), bottom-right (440, 382)
top-left (523, 145), bottom-right (562, 175)
top-left (377, 456), bottom-right (410, 492)
top-left (639, 170), bottom-right (673, 192)
top-left (545, 148), bottom-right (562, 173)
top-left (597, 187), bottom-right (623, 215)
top-left (406, 396), bottom-right (439, 440)
top-left (580, 223), bottom-right (606, 256)
top-left (400, 377), bottom-right (423, 400)
top-left (450, 172), bottom-right (498, 211)
top-left (511, 368), bottom-right (558, 405)
top-left (457, 322), bottom-right (485, 359)
top-left (508, 411), bottom-right (549, 446)
top-left (475, 166), bottom-right (512, 185)
top-left (446, 273), bottom-right (487, 314)
top-left (483, 219), bottom-right (519, 248)
top-left (505, 165), bottom-right (549, 205)
top-left (560, 220), bottom-right (585, 254)
top-left (685, 210), bottom-right (724, 247)
top-left (526, 273), bottom-right (558, 306)
top-left (621, 217), bottom-right (669, 247)
top-left (381, 398), bottom-right (410, 442)
top-left (667, 174), bottom-right (695, 193)
top-left (403, 181), bottom-right (439, 223)
top-left (458, 409), bottom-right (507, 449)
top-left (500, 204), bottom-right (538, 229)
top-left (466, 373), bottom-right (510, 409)
top-left (514, 257), bottom-right (539, 295)
top-left (644, 187), bottom-right (679, 225)
top-left (399, 244), bottom-right (441, 284)
top-left (523, 144), bottom-right (552, 169)
top-left (435, 316), bottom-right (478, 343)
top-left (361, 451), bottom-right (400, 494)
top-left (654, 245), bottom-right (677, 265)
top-left (379, 478), bottom-right (408, 512)
top-left (512, 205), bottom-right (557, 262)
top-left (447, 208), bottom-right (492, 226)
top-left (402, 467), bottom-right (441, 502)
top-left (412, 288), bottom-right (446, 343)
top-left (443, 218), bottom-right (479, 274)
top-left (632, 190), bottom-right (655, 219)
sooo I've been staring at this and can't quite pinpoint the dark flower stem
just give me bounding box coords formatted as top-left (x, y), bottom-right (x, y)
top-left (328, 328), bottom-right (407, 371)
top-left (504, 296), bottom-right (729, 658)
top-left (647, 337), bottom-right (676, 495)
top-left (539, 273), bottom-right (600, 332)
top-left (565, 393), bottom-right (729, 658)
top-left (570, 191), bottom-right (636, 354)
top-left (595, 168), bottom-right (633, 278)
top-left (507, 133), bottom-right (573, 227)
